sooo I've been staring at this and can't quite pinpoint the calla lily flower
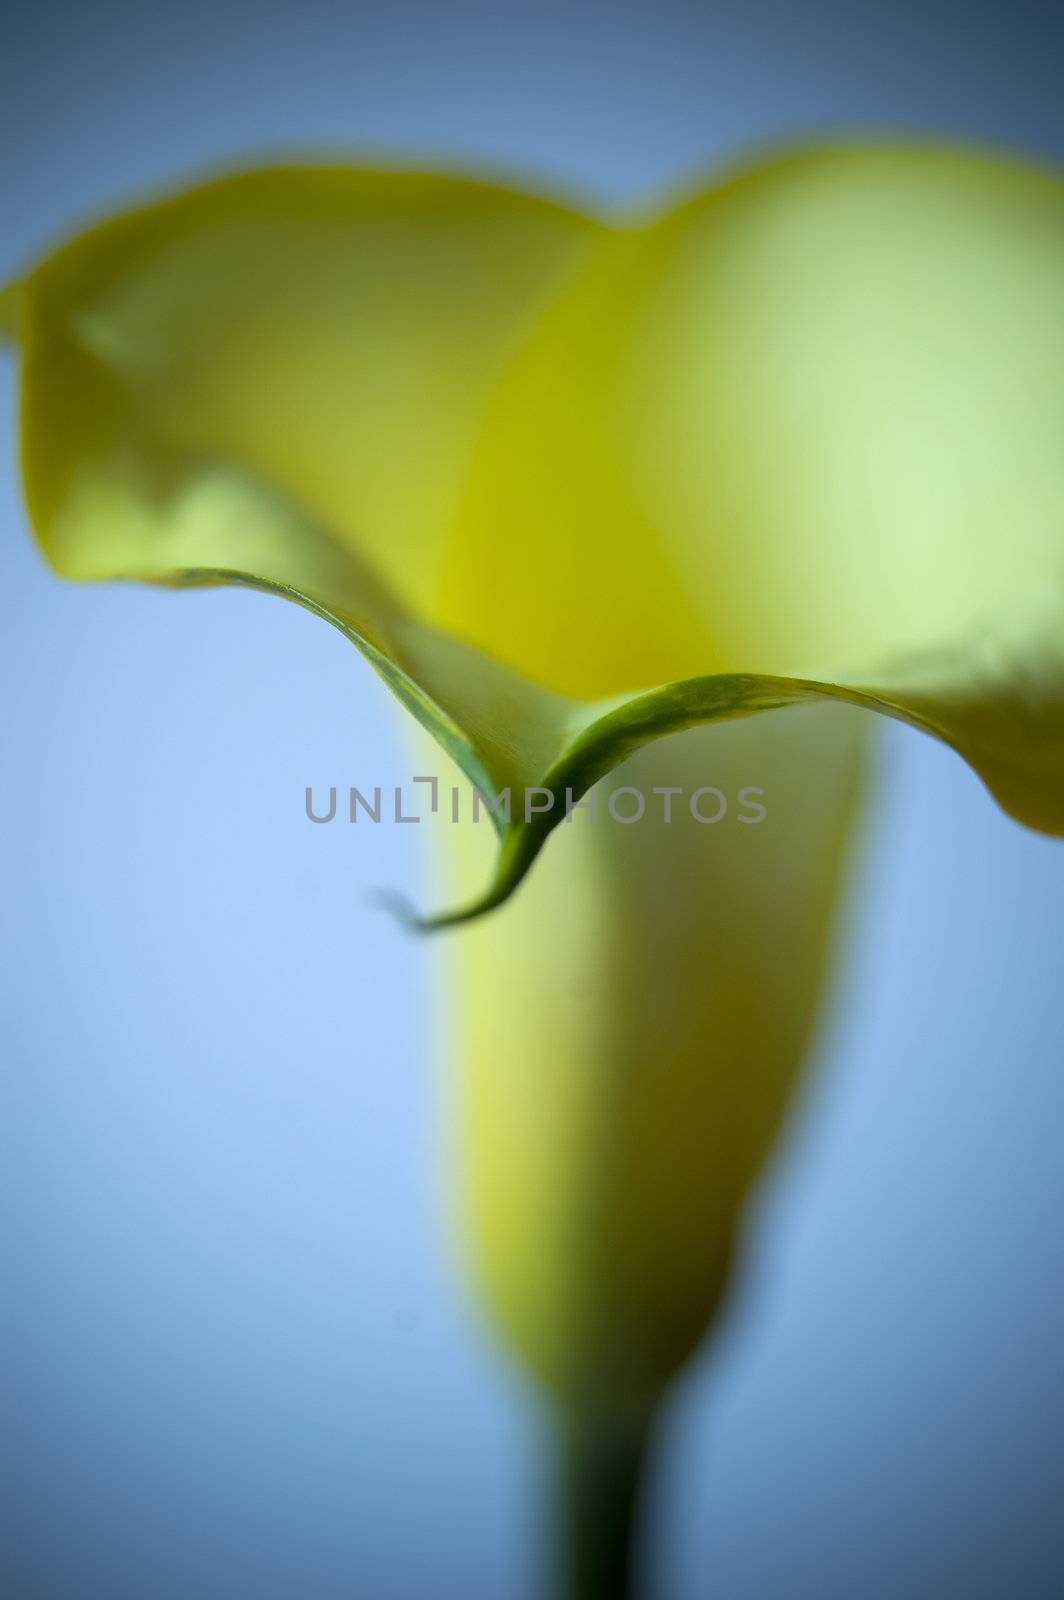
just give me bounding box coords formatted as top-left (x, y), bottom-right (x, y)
top-left (3, 142), bottom-right (1063, 1595)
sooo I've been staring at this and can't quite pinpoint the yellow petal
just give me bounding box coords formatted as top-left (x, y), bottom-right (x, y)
top-left (4, 165), bottom-right (601, 818)
top-left (440, 143), bottom-right (1064, 836)
top-left (15, 167), bottom-right (596, 603)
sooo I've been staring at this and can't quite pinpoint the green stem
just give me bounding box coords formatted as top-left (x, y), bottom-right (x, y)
top-left (556, 1402), bottom-right (656, 1600)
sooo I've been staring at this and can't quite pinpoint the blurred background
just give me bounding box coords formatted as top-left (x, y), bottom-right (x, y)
top-left (2, 2), bottom-right (1063, 1596)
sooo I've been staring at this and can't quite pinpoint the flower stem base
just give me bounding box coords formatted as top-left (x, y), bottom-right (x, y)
top-left (555, 1401), bottom-right (655, 1600)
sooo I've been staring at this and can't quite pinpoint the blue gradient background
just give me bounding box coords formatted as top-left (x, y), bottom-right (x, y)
top-left (2, 3), bottom-right (1063, 1596)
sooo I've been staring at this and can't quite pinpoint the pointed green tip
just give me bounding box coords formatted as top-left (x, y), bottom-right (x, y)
top-left (369, 821), bottom-right (553, 933)
top-left (369, 881), bottom-right (515, 934)
top-left (369, 887), bottom-right (434, 933)
top-left (368, 818), bottom-right (552, 932)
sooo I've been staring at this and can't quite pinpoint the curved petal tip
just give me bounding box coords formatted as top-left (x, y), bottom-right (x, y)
top-left (369, 876), bottom-right (524, 934)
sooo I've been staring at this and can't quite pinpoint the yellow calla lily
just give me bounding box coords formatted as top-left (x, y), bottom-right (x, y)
top-left (3, 142), bottom-right (1063, 1595)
